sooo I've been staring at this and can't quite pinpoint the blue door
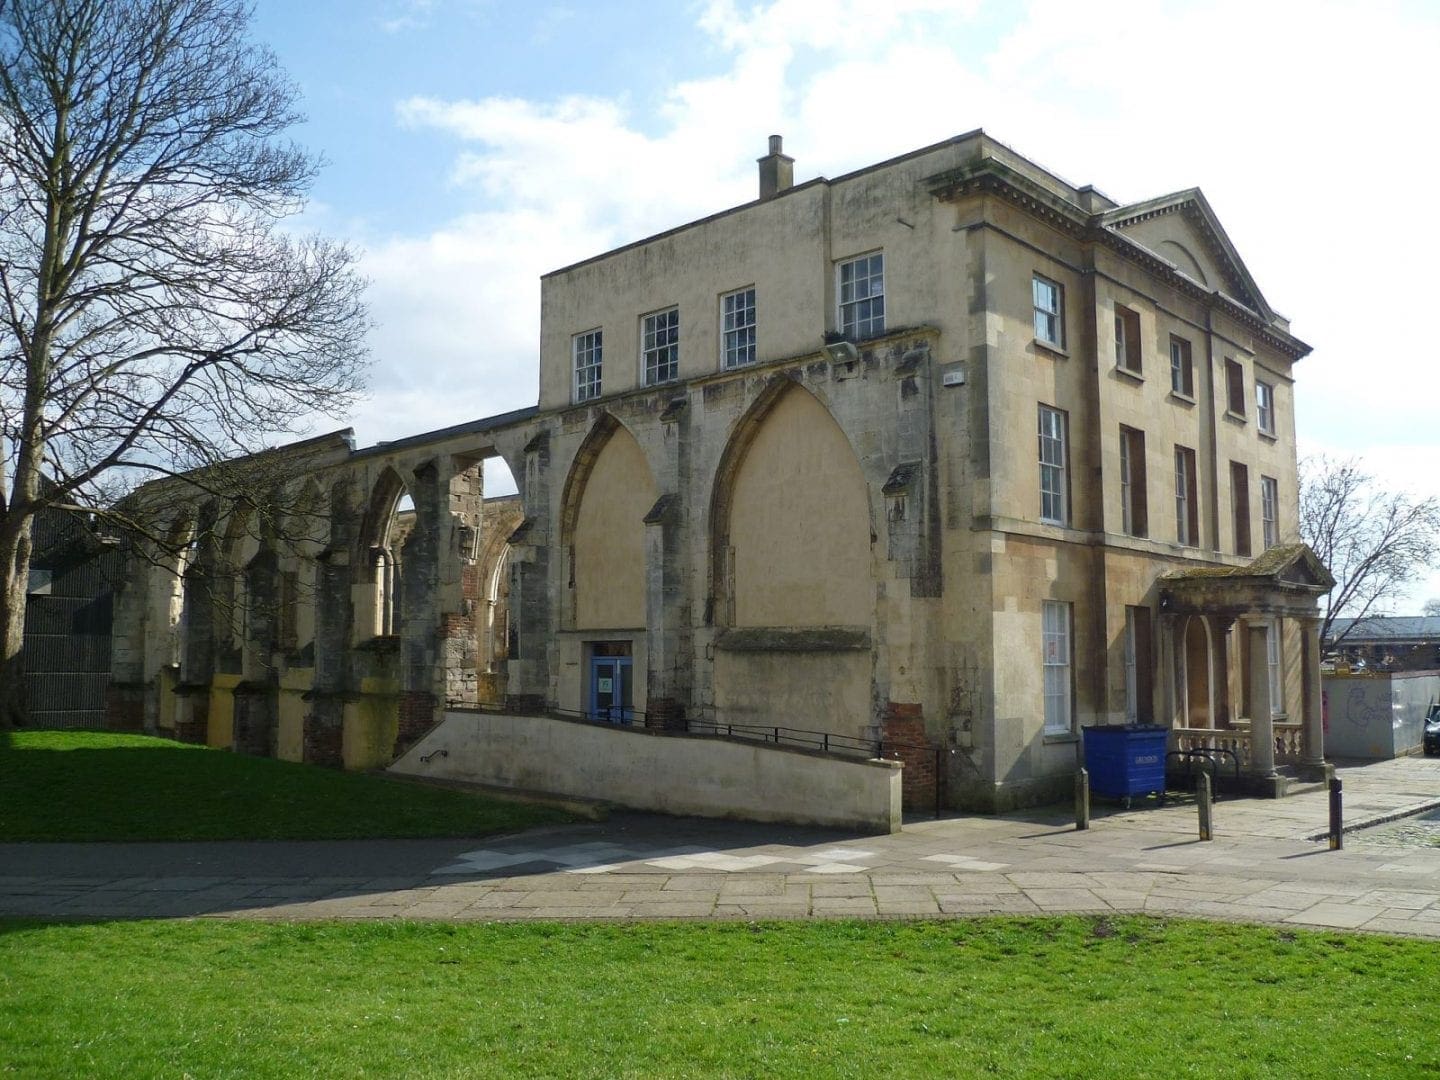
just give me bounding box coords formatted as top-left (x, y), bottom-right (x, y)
top-left (589, 655), bottom-right (634, 723)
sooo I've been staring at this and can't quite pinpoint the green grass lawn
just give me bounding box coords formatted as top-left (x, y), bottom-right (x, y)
top-left (0, 916), bottom-right (1434, 1078)
top-left (0, 731), bottom-right (572, 841)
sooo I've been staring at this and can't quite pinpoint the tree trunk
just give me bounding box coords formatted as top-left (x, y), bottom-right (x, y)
top-left (0, 513), bottom-right (35, 730)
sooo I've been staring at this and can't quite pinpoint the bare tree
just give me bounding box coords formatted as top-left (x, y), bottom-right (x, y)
top-left (0, 0), bottom-right (368, 727)
top-left (1300, 456), bottom-right (1440, 649)
top-left (1424, 598), bottom-right (1440, 618)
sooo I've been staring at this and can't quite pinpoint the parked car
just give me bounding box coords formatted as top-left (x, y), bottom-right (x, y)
top-left (1424, 705), bottom-right (1440, 756)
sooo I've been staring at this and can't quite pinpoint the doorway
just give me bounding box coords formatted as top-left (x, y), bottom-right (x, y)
top-left (588, 642), bottom-right (634, 723)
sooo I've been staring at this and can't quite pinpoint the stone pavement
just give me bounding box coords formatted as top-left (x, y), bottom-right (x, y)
top-left (6, 757), bottom-right (1440, 936)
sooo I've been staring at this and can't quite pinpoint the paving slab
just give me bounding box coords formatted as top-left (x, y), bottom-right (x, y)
top-left (5, 756), bottom-right (1440, 935)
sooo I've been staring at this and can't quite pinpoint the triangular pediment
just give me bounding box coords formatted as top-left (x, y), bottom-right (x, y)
top-left (1102, 189), bottom-right (1272, 320)
top-left (1272, 547), bottom-right (1334, 589)
top-left (1163, 543), bottom-right (1335, 594)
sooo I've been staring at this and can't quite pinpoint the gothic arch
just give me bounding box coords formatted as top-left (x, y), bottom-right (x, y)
top-left (354, 466), bottom-right (415, 639)
top-left (558, 414), bottom-right (656, 631)
top-left (357, 466), bottom-right (411, 572)
top-left (708, 378), bottom-right (873, 628)
top-left (559, 413), bottom-right (621, 544)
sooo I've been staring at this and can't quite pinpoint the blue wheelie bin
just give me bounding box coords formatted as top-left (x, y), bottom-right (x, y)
top-left (1082, 724), bottom-right (1168, 808)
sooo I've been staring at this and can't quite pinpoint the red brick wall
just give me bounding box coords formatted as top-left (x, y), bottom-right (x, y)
top-left (104, 686), bottom-right (145, 732)
top-left (302, 709), bottom-right (343, 767)
top-left (395, 690), bottom-right (436, 754)
top-left (881, 702), bottom-right (937, 813)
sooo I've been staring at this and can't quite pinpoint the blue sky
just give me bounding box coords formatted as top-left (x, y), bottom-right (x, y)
top-left (249, 0), bottom-right (1440, 606)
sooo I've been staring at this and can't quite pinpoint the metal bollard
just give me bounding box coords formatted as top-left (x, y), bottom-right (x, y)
top-left (1329, 777), bottom-right (1343, 850)
top-left (1075, 767), bottom-right (1090, 831)
top-left (1197, 770), bottom-right (1213, 841)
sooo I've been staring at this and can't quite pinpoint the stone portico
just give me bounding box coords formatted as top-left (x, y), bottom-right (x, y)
top-left (1160, 544), bottom-right (1335, 796)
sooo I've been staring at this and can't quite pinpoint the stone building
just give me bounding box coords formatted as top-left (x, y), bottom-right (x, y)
top-left (110, 131), bottom-right (1333, 814)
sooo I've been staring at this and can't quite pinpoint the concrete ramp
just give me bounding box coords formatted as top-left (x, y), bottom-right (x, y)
top-left (389, 710), bottom-right (902, 833)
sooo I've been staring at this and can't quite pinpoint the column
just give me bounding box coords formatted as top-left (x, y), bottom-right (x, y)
top-left (306, 481), bottom-right (354, 767)
top-left (1247, 623), bottom-right (1277, 781)
top-left (642, 494), bottom-right (687, 729)
top-left (1300, 617), bottom-right (1327, 773)
top-left (1212, 615), bottom-right (1235, 728)
top-left (503, 430), bottom-right (554, 713)
top-left (643, 401), bottom-right (692, 731)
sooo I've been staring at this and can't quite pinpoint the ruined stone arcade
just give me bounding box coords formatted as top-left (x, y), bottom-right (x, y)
top-left (108, 131), bottom-right (1333, 815)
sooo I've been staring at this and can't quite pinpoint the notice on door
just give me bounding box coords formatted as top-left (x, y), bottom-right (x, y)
top-left (597, 678), bottom-right (613, 693)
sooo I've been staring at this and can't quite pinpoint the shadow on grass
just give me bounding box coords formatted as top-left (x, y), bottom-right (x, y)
top-left (0, 732), bottom-right (573, 843)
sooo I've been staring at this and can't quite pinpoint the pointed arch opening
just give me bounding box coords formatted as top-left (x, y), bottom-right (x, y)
top-left (709, 380), bottom-right (872, 630)
top-left (707, 380), bottom-right (875, 740)
top-left (356, 467), bottom-right (414, 640)
top-left (560, 416), bottom-right (656, 632)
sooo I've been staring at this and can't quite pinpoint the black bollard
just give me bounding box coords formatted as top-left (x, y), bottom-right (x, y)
top-left (1075, 767), bottom-right (1090, 831)
top-left (1197, 770), bottom-right (1213, 841)
top-left (1328, 777), bottom-right (1343, 850)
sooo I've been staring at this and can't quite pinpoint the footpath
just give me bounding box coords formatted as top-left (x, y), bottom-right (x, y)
top-left (4, 757), bottom-right (1440, 936)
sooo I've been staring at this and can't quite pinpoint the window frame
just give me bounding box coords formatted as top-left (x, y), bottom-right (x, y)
top-left (1124, 606), bottom-right (1153, 724)
top-left (1123, 607), bottom-right (1139, 722)
top-left (1261, 475), bottom-right (1279, 550)
top-left (1224, 358), bottom-right (1246, 418)
top-left (1042, 600), bottom-right (1073, 734)
top-left (1174, 445), bottom-right (1199, 546)
top-left (1119, 425), bottom-right (1148, 537)
top-left (1114, 305), bottom-right (1142, 375)
top-left (1231, 460), bottom-right (1252, 558)
top-left (641, 307), bottom-right (680, 386)
top-left (1256, 379), bottom-right (1276, 435)
top-left (720, 286), bottom-right (756, 369)
top-left (836, 252), bottom-right (885, 340)
top-left (572, 328), bottom-right (603, 403)
top-left (1038, 404), bottom-right (1069, 527)
top-left (1169, 335), bottom-right (1194, 398)
top-left (1033, 274), bottom-right (1065, 349)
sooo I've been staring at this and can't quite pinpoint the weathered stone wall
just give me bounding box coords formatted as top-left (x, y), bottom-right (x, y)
top-left (393, 710), bottom-right (904, 834)
top-left (108, 132), bottom-right (1316, 815)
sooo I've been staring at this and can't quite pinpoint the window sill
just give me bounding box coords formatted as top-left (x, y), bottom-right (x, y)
top-left (1113, 365), bottom-right (1143, 384)
top-left (1223, 409), bottom-right (1247, 425)
top-left (1033, 337), bottom-right (1069, 358)
top-left (1257, 428), bottom-right (1278, 442)
top-left (1043, 730), bottom-right (1078, 744)
top-left (1168, 390), bottom-right (1196, 406)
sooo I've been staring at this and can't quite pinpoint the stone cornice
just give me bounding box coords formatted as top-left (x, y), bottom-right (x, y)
top-left (926, 160), bottom-right (1312, 362)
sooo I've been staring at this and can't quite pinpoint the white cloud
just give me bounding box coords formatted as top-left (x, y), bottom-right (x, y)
top-left (378, 0), bottom-right (436, 34)
top-left (347, 0), bottom-right (1440, 582)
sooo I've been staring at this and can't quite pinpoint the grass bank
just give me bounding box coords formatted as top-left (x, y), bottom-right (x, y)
top-left (0, 916), bottom-right (1434, 1077)
top-left (0, 731), bottom-right (572, 841)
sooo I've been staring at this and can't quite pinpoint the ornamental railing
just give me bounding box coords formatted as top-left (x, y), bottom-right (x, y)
top-left (1171, 722), bottom-right (1305, 768)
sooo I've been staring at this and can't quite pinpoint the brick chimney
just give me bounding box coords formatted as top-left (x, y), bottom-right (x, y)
top-left (757, 134), bottom-right (794, 200)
